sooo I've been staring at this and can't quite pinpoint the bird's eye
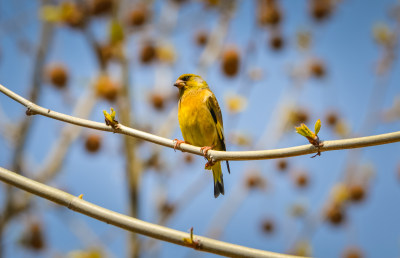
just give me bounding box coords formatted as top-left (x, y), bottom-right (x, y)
top-left (182, 76), bottom-right (190, 81)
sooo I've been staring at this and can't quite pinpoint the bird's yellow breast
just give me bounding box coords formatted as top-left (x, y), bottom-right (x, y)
top-left (178, 89), bottom-right (218, 147)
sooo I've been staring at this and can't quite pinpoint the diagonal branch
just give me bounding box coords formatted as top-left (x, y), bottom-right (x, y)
top-left (0, 166), bottom-right (301, 258)
top-left (1, 84), bottom-right (400, 163)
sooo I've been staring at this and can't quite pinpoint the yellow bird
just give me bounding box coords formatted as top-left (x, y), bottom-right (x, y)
top-left (174, 74), bottom-right (230, 198)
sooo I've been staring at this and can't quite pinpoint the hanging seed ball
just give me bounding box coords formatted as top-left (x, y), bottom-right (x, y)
top-left (90, 0), bottom-right (114, 16)
top-left (258, 0), bottom-right (282, 27)
top-left (325, 111), bottom-right (339, 127)
top-left (195, 30), bottom-right (208, 46)
top-left (47, 64), bottom-right (68, 89)
top-left (30, 222), bottom-right (45, 250)
top-left (325, 203), bottom-right (345, 225)
top-left (269, 33), bottom-right (285, 51)
top-left (20, 222), bottom-right (45, 250)
top-left (296, 110), bottom-right (309, 124)
top-left (261, 219), bottom-right (275, 234)
top-left (245, 172), bottom-right (266, 190)
top-left (140, 42), bottom-right (156, 64)
top-left (289, 109), bottom-right (309, 126)
top-left (222, 47), bottom-right (240, 77)
top-left (276, 159), bottom-right (288, 171)
top-left (342, 247), bottom-right (363, 258)
top-left (62, 2), bottom-right (86, 28)
top-left (149, 93), bottom-right (165, 111)
top-left (310, 0), bottom-right (333, 22)
top-left (309, 59), bottom-right (326, 78)
top-left (94, 75), bottom-right (119, 102)
top-left (160, 201), bottom-right (176, 217)
top-left (294, 171), bottom-right (309, 188)
top-left (348, 184), bottom-right (366, 203)
top-left (246, 175), bottom-right (258, 188)
top-left (127, 6), bottom-right (148, 27)
top-left (146, 153), bottom-right (162, 170)
top-left (85, 134), bottom-right (102, 153)
top-left (184, 154), bottom-right (194, 164)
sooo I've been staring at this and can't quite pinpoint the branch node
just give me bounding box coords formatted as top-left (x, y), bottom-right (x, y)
top-left (310, 136), bottom-right (324, 158)
top-left (25, 107), bottom-right (36, 116)
top-left (183, 227), bottom-right (202, 250)
top-left (66, 196), bottom-right (74, 209)
top-left (103, 107), bottom-right (119, 130)
top-left (296, 119), bottom-right (324, 158)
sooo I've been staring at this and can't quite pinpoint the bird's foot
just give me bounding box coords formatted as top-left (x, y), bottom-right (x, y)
top-left (205, 160), bottom-right (215, 168)
top-left (173, 139), bottom-right (186, 152)
top-left (200, 146), bottom-right (214, 159)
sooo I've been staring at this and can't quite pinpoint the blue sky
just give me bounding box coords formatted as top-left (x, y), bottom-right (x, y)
top-left (1, 0), bottom-right (400, 257)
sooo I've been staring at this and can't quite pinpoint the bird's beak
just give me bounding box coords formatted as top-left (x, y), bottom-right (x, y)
top-left (174, 79), bottom-right (185, 88)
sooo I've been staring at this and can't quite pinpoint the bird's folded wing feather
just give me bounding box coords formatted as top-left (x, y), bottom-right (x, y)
top-left (205, 91), bottom-right (226, 151)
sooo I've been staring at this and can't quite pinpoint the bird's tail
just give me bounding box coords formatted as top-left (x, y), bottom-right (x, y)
top-left (211, 161), bottom-right (224, 198)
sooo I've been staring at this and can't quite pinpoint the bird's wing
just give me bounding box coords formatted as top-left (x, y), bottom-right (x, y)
top-left (205, 90), bottom-right (226, 151)
top-left (205, 90), bottom-right (231, 173)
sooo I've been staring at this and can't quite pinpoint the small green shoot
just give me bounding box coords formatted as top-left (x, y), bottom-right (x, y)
top-left (183, 227), bottom-right (201, 249)
top-left (295, 119), bottom-right (323, 158)
top-left (103, 107), bottom-right (119, 129)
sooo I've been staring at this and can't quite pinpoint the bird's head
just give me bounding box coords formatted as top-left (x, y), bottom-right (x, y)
top-left (174, 74), bottom-right (208, 91)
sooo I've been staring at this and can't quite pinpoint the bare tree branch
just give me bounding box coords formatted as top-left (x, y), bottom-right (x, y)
top-left (1, 84), bottom-right (400, 163)
top-left (0, 166), bottom-right (302, 258)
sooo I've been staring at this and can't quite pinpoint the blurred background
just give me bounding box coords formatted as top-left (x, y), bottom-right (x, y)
top-left (0, 0), bottom-right (400, 257)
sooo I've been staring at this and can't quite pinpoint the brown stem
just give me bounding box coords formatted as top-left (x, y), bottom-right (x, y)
top-left (118, 54), bottom-right (141, 258)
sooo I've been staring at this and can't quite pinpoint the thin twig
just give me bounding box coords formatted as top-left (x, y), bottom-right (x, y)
top-left (0, 166), bottom-right (302, 258)
top-left (1, 84), bottom-right (400, 162)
